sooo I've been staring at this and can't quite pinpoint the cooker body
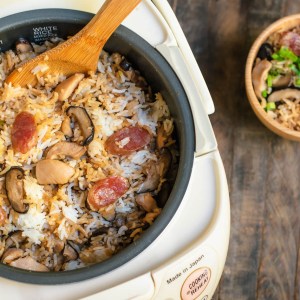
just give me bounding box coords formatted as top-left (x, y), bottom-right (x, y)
top-left (0, 9), bottom-right (195, 284)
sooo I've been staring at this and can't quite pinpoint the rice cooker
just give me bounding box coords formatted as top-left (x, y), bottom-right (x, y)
top-left (0, 1), bottom-right (230, 299)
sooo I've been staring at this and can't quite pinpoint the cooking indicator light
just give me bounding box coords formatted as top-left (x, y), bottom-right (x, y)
top-left (180, 267), bottom-right (211, 300)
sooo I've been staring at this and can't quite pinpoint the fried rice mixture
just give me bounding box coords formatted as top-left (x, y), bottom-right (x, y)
top-left (0, 38), bottom-right (177, 271)
top-left (252, 26), bottom-right (300, 131)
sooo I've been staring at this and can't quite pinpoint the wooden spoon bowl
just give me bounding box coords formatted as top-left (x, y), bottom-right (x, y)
top-left (5, 0), bottom-right (141, 87)
top-left (245, 14), bottom-right (300, 141)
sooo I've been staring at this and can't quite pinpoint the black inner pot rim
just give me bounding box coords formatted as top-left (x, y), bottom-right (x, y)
top-left (0, 8), bottom-right (195, 285)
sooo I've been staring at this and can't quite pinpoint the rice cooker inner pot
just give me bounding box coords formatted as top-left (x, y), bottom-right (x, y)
top-left (0, 9), bottom-right (195, 284)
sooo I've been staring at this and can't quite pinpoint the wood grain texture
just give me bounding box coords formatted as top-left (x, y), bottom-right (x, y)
top-left (168, 0), bottom-right (300, 299)
top-left (257, 139), bottom-right (300, 299)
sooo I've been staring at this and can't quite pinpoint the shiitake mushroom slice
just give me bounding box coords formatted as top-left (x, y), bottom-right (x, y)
top-left (257, 43), bottom-right (273, 60)
top-left (15, 38), bottom-right (33, 54)
top-left (5, 230), bottom-right (26, 249)
top-left (5, 167), bottom-right (28, 213)
top-left (137, 147), bottom-right (172, 194)
top-left (63, 242), bottom-right (79, 262)
top-left (66, 106), bottom-right (94, 146)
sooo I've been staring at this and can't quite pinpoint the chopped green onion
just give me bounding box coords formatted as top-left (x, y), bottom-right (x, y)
top-left (272, 47), bottom-right (299, 63)
top-left (266, 102), bottom-right (276, 111)
top-left (295, 77), bottom-right (300, 86)
top-left (278, 47), bottom-right (298, 62)
top-left (262, 90), bottom-right (268, 98)
top-left (290, 64), bottom-right (300, 76)
top-left (297, 57), bottom-right (300, 68)
top-left (269, 69), bottom-right (279, 76)
top-left (267, 74), bottom-right (273, 87)
top-left (271, 53), bottom-right (282, 61)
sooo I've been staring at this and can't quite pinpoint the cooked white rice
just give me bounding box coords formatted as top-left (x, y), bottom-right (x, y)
top-left (0, 38), bottom-right (177, 271)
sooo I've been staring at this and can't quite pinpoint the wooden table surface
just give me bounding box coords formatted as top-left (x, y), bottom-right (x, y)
top-left (168, 0), bottom-right (300, 299)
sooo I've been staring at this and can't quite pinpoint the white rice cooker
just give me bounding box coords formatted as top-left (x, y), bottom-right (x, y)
top-left (0, 1), bottom-right (230, 299)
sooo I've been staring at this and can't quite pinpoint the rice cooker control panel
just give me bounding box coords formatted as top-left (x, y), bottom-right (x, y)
top-left (87, 244), bottom-right (222, 300)
top-left (151, 245), bottom-right (220, 300)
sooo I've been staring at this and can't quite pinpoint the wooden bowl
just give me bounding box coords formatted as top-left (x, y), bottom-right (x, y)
top-left (245, 14), bottom-right (300, 141)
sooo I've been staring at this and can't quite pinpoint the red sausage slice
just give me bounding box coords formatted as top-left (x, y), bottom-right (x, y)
top-left (281, 31), bottom-right (300, 56)
top-left (87, 176), bottom-right (129, 210)
top-left (11, 112), bottom-right (38, 154)
top-left (105, 126), bottom-right (151, 156)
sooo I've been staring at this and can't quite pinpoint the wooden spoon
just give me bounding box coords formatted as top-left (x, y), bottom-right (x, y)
top-left (5, 0), bottom-right (141, 87)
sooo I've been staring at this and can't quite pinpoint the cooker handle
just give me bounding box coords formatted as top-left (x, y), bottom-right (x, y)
top-left (152, 0), bottom-right (215, 115)
top-left (156, 44), bottom-right (217, 156)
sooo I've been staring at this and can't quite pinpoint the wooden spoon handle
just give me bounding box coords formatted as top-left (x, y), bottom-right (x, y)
top-left (54, 0), bottom-right (141, 69)
top-left (82, 0), bottom-right (141, 46)
top-left (6, 0), bottom-right (141, 87)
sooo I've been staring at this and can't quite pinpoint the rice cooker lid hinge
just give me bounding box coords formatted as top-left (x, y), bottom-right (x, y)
top-left (152, 0), bottom-right (217, 156)
top-left (152, 0), bottom-right (215, 115)
top-left (156, 44), bottom-right (217, 157)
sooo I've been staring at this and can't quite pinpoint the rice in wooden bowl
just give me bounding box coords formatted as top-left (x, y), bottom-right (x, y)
top-left (245, 14), bottom-right (300, 141)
